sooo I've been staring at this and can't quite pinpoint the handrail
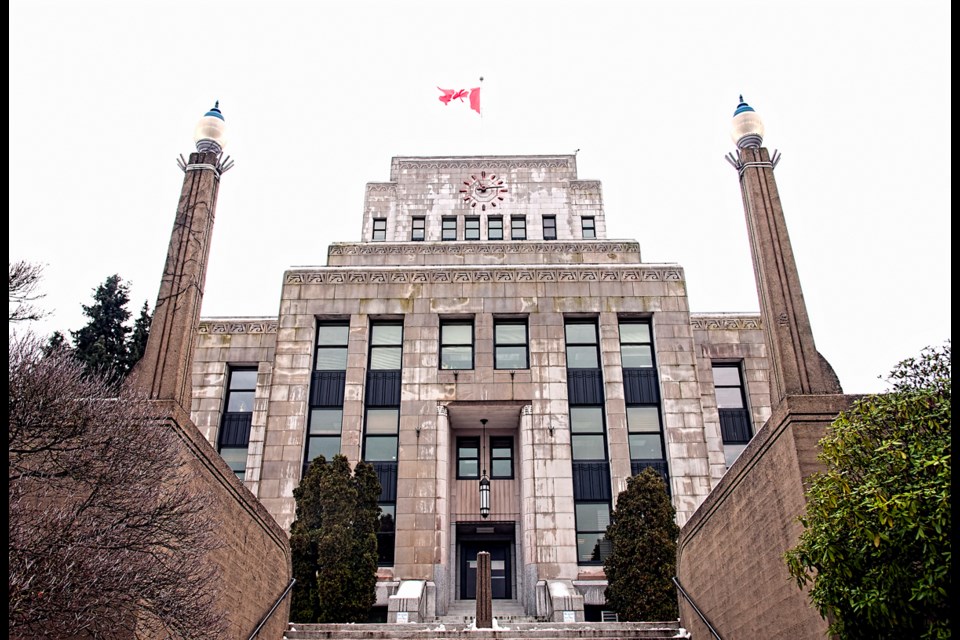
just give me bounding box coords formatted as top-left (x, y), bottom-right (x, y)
top-left (248, 578), bottom-right (296, 640)
top-left (672, 576), bottom-right (722, 640)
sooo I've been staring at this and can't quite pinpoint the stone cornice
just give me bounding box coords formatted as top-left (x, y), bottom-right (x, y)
top-left (328, 241), bottom-right (639, 256)
top-left (690, 315), bottom-right (762, 330)
top-left (284, 264), bottom-right (683, 285)
top-left (197, 319), bottom-right (278, 334)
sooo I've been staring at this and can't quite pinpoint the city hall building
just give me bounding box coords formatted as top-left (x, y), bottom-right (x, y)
top-left (190, 152), bottom-right (773, 620)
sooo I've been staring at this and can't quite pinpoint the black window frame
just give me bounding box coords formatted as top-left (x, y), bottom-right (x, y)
top-left (511, 215), bottom-right (527, 240)
top-left (440, 319), bottom-right (474, 370)
top-left (488, 216), bottom-right (503, 240)
top-left (305, 321), bottom-right (351, 472)
top-left (575, 501), bottom-right (612, 564)
top-left (565, 319), bottom-right (600, 370)
top-left (369, 321), bottom-right (404, 371)
top-left (457, 436), bottom-right (481, 479)
top-left (581, 216), bottom-right (596, 239)
top-left (490, 436), bottom-right (514, 479)
top-left (218, 366), bottom-right (257, 481)
top-left (411, 216), bottom-right (425, 241)
top-left (442, 217), bottom-right (458, 241)
top-left (372, 218), bottom-right (387, 241)
top-left (314, 322), bottom-right (350, 371)
top-left (542, 215), bottom-right (557, 240)
top-left (464, 216), bottom-right (481, 240)
top-left (493, 318), bottom-right (529, 370)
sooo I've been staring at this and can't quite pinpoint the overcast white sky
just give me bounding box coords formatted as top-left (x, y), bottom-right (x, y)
top-left (10, 0), bottom-right (951, 394)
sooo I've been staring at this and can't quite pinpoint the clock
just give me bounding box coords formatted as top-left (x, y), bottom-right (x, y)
top-left (460, 171), bottom-right (508, 211)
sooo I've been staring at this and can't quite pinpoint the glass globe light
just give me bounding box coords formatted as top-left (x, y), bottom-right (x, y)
top-left (193, 101), bottom-right (227, 153)
top-left (730, 96), bottom-right (764, 148)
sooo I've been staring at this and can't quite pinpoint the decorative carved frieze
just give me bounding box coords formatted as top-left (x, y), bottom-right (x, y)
top-left (285, 266), bottom-right (683, 285)
top-left (197, 320), bottom-right (278, 334)
top-left (389, 156), bottom-right (576, 180)
top-left (569, 181), bottom-right (601, 190)
top-left (690, 315), bottom-right (763, 330)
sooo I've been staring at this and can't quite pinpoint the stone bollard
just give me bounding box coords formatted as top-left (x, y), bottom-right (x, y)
top-left (475, 551), bottom-right (493, 629)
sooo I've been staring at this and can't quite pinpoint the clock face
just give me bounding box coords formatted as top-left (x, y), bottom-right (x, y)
top-left (460, 171), bottom-right (508, 211)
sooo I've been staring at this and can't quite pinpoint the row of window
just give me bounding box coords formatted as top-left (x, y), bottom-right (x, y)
top-left (216, 316), bottom-right (754, 567)
top-left (372, 215), bottom-right (597, 242)
top-left (456, 436), bottom-right (514, 479)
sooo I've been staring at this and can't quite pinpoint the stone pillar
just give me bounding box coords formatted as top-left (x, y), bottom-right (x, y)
top-left (475, 551), bottom-right (493, 628)
top-left (736, 146), bottom-right (842, 407)
top-left (134, 150), bottom-right (222, 408)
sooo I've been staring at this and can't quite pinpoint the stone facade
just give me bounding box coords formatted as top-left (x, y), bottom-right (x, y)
top-left (192, 154), bottom-right (772, 620)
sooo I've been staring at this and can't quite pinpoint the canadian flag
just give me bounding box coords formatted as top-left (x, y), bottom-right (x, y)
top-left (438, 87), bottom-right (481, 115)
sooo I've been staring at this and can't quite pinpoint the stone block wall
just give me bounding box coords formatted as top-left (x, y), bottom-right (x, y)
top-left (155, 401), bottom-right (292, 640)
top-left (675, 394), bottom-right (856, 640)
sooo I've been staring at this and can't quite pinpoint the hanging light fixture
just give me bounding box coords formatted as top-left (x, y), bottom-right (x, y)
top-left (479, 419), bottom-right (490, 519)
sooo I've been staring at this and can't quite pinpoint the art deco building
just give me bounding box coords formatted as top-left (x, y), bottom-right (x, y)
top-left (191, 140), bottom-right (774, 621)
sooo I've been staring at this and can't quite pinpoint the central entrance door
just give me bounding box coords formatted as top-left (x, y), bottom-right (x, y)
top-left (460, 541), bottom-right (511, 599)
top-left (456, 521), bottom-right (515, 600)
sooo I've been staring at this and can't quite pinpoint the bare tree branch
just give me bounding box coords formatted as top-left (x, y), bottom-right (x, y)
top-left (9, 261), bottom-right (48, 323)
top-left (9, 332), bottom-right (227, 638)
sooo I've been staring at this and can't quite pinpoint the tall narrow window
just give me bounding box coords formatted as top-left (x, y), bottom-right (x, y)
top-left (306, 322), bottom-right (350, 470)
top-left (713, 363), bottom-right (752, 467)
top-left (543, 215), bottom-right (557, 240)
top-left (411, 217), bottom-right (425, 241)
top-left (372, 218), bottom-right (387, 241)
top-left (488, 216), bottom-right (503, 240)
top-left (442, 217), bottom-right (457, 241)
top-left (490, 437), bottom-right (514, 479)
top-left (620, 319), bottom-right (668, 489)
top-left (365, 321), bottom-right (403, 566)
top-left (565, 318), bottom-right (611, 565)
top-left (581, 216), bottom-right (596, 239)
top-left (440, 320), bottom-right (474, 370)
top-left (219, 367), bottom-right (257, 480)
top-left (465, 216), bottom-right (480, 240)
top-left (494, 319), bottom-right (528, 369)
top-left (457, 437), bottom-right (480, 479)
top-left (511, 215), bottom-right (527, 240)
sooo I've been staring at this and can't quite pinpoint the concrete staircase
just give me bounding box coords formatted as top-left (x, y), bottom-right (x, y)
top-left (431, 598), bottom-right (537, 625)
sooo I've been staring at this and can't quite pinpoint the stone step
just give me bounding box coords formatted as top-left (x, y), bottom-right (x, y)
top-left (284, 620), bottom-right (683, 639)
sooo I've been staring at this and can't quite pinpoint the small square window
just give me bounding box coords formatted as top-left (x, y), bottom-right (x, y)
top-left (442, 217), bottom-right (457, 241)
top-left (411, 217), bottom-right (425, 241)
top-left (440, 320), bottom-right (474, 370)
top-left (488, 217), bottom-right (503, 240)
top-left (465, 217), bottom-right (480, 240)
top-left (511, 216), bottom-right (526, 240)
top-left (582, 217), bottom-right (596, 239)
top-left (457, 437), bottom-right (480, 479)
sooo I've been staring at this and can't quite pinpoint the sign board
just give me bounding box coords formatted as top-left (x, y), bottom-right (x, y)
top-left (562, 610), bottom-right (576, 623)
top-left (396, 612), bottom-right (409, 623)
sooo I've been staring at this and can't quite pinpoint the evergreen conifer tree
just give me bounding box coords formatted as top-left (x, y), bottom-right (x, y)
top-left (125, 300), bottom-right (151, 371)
top-left (289, 454), bottom-right (381, 624)
top-left (289, 456), bottom-right (327, 624)
top-left (70, 274), bottom-right (132, 383)
top-left (603, 467), bottom-right (680, 621)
